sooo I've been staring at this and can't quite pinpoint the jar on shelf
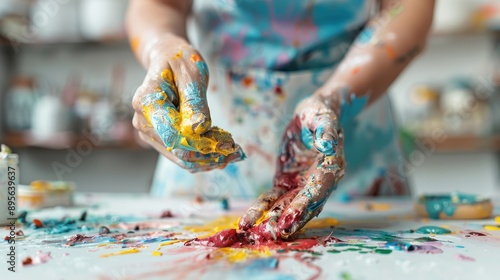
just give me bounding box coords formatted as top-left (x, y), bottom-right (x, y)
top-left (3, 77), bottom-right (35, 132)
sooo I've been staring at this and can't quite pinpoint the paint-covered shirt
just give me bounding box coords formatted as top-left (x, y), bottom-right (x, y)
top-left (192, 0), bottom-right (375, 70)
top-left (151, 0), bottom-right (410, 200)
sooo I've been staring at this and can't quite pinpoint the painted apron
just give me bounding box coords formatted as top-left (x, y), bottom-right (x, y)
top-left (151, 0), bottom-right (410, 200)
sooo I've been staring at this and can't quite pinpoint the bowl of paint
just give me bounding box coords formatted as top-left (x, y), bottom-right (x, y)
top-left (415, 193), bottom-right (492, 220)
top-left (18, 181), bottom-right (75, 210)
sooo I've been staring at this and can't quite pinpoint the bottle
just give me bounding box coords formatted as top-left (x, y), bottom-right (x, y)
top-left (0, 145), bottom-right (19, 226)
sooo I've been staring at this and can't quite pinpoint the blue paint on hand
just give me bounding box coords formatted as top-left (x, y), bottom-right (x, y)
top-left (300, 127), bottom-right (314, 150)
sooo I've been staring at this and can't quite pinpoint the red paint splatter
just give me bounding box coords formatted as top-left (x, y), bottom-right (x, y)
top-left (33, 219), bottom-right (43, 228)
top-left (160, 210), bottom-right (174, 218)
top-left (242, 77), bottom-right (253, 87)
top-left (274, 85), bottom-right (283, 95)
top-left (465, 232), bottom-right (487, 237)
top-left (186, 219), bottom-right (325, 251)
top-left (22, 257), bottom-right (33, 266)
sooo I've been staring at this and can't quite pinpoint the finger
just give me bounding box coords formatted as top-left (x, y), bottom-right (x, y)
top-left (268, 188), bottom-right (302, 219)
top-left (277, 116), bottom-right (315, 174)
top-left (172, 147), bottom-right (245, 164)
top-left (174, 52), bottom-right (212, 135)
top-left (238, 188), bottom-right (287, 230)
top-left (312, 113), bottom-right (339, 156)
top-left (301, 106), bottom-right (339, 156)
top-left (277, 165), bottom-right (341, 239)
top-left (140, 91), bottom-right (182, 151)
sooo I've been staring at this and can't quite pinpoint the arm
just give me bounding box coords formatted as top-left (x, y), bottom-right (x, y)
top-left (126, 0), bottom-right (192, 68)
top-left (127, 0), bottom-right (245, 172)
top-left (318, 0), bottom-right (435, 111)
top-left (239, 0), bottom-right (435, 239)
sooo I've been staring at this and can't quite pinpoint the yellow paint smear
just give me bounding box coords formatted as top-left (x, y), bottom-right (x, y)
top-left (484, 225), bottom-right (500, 231)
top-left (152, 251), bottom-right (163, 257)
top-left (184, 216), bottom-right (239, 238)
top-left (100, 248), bottom-right (140, 258)
top-left (185, 215), bottom-right (338, 238)
top-left (495, 216), bottom-right (500, 224)
top-left (304, 217), bottom-right (338, 229)
top-left (158, 240), bottom-right (185, 247)
top-left (359, 202), bottom-right (391, 211)
top-left (182, 216), bottom-right (339, 263)
top-left (141, 71), bottom-right (236, 156)
top-left (211, 247), bottom-right (272, 263)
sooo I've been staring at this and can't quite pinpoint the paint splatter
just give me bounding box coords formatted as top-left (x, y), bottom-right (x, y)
top-left (455, 254), bottom-right (475, 262)
top-left (415, 226), bottom-right (451, 235)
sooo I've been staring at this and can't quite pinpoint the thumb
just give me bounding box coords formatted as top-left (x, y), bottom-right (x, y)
top-left (176, 53), bottom-right (212, 135)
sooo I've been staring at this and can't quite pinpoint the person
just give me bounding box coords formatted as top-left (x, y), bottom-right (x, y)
top-left (126, 0), bottom-right (435, 239)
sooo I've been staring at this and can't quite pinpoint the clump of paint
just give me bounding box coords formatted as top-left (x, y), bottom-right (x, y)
top-left (32, 219), bottom-right (43, 228)
top-left (415, 226), bottom-right (451, 235)
top-left (22, 257), bottom-right (33, 266)
top-left (221, 198), bottom-right (230, 211)
top-left (80, 211), bottom-right (87, 222)
top-left (160, 210), bottom-right (174, 218)
top-left (99, 226), bottom-right (110, 235)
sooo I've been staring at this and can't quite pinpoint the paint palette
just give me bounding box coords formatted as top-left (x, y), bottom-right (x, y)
top-left (1, 193), bottom-right (499, 280)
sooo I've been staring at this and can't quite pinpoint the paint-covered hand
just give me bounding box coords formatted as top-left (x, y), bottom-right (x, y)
top-left (239, 95), bottom-right (345, 239)
top-left (132, 39), bottom-right (245, 172)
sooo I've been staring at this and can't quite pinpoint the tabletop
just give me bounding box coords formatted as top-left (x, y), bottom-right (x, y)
top-left (1, 193), bottom-right (499, 280)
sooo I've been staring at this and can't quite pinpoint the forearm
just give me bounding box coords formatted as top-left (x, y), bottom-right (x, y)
top-left (126, 0), bottom-right (192, 68)
top-left (317, 0), bottom-right (435, 114)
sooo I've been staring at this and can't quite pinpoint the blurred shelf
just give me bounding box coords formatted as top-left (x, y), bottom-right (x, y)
top-left (0, 35), bottom-right (129, 48)
top-left (414, 134), bottom-right (500, 153)
top-left (2, 132), bottom-right (148, 150)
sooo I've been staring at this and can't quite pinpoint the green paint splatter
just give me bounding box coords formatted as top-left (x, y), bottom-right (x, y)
top-left (374, 249), bottom-right (392, 255)
top-left (415, 226), bottom-right (451, 235)
top-left (340, 272), bottom-right (352, 280)
top-left (327, 249), bottom-right (342, 254)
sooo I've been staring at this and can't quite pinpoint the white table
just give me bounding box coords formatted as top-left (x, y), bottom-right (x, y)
top-left (1, 193), bottom-right (499, 280)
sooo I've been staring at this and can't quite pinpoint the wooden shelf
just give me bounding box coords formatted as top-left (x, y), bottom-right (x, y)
top-left (1, 132), bottom-right (148, 150)
top-left (414, 134), bottom-right (500, 153)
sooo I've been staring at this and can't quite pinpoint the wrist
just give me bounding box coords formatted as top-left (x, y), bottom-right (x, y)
top-left (142, 33), bottom-right (190, 68)
top-left (313, 86), bottom-right (343, 117)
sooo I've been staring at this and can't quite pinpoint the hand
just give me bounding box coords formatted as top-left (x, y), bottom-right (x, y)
top-left (239, 94), bottom-right (345, 239)
top-left (132, 36), bottom-right (245, 172)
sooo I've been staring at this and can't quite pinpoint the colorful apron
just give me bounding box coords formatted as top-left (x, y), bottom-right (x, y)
top-left (151, 0), bottom-right (410, 200)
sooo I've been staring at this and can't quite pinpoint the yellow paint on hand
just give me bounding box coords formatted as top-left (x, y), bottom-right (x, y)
top-left (141, 70), bottom-right (237, 156)
top-left (100, 248), bottom-right (140, 258)
top-left (174, 50), bottom-right (183, 59)
top-left (152, 251), bottom-right (163, 257)
top-left (254, 211), bottom-right (270, 226)
top-left (131, 37), bottom-right (140, 53)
